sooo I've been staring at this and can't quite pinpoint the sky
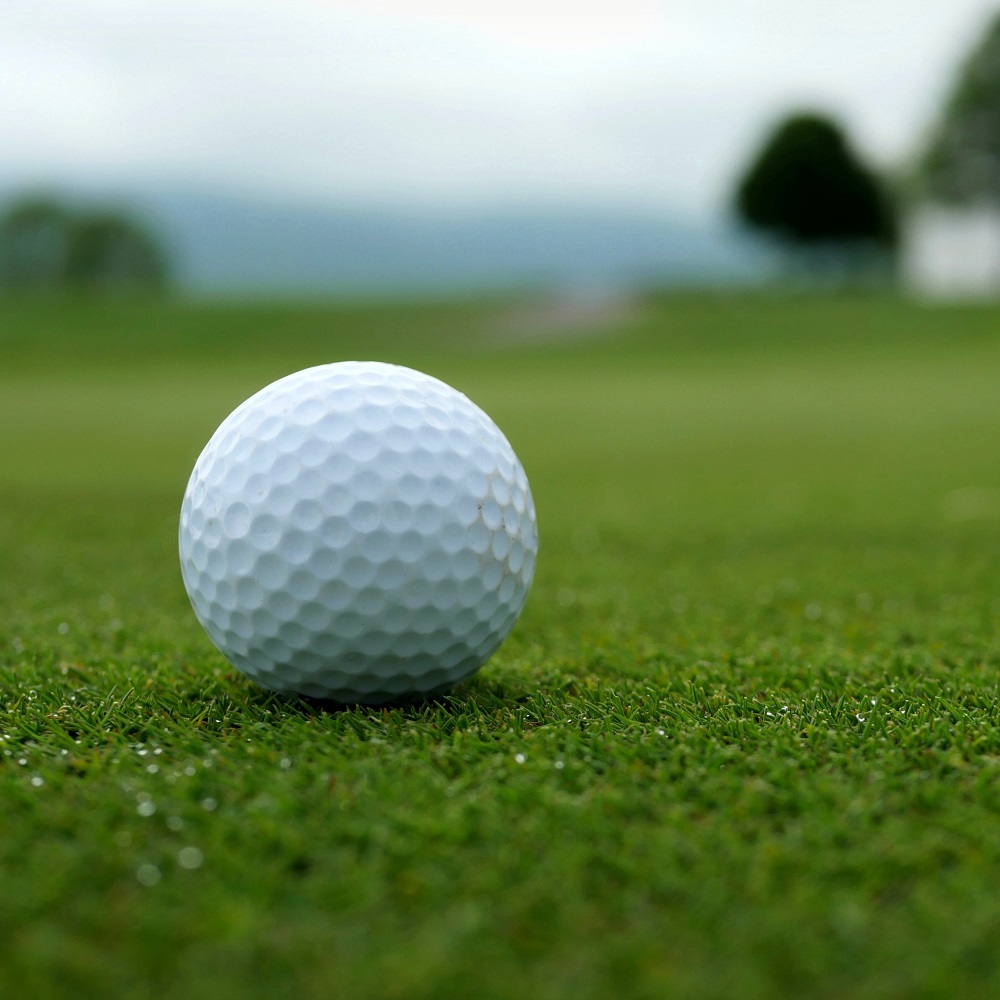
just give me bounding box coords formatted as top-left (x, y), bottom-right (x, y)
top-left (0, 0), bottom-right (997, 216)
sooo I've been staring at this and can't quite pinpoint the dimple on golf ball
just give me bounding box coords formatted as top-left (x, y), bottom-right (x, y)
top-left (178, 361), bottom-right (538, 703)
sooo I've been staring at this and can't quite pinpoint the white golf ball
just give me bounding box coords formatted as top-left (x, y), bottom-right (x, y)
top-left (178, 361), bottom-right (538, 703)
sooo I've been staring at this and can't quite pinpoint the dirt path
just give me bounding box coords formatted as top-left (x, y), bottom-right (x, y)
top-left (486, 290), bottom-right (642, 343)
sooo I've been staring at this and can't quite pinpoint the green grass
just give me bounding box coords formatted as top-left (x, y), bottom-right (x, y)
top-left (2, 291), bottom-right (1000, 999)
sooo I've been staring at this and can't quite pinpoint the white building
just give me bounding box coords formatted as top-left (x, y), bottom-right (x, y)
top-left (903, 202), bottom-right (1000, 300)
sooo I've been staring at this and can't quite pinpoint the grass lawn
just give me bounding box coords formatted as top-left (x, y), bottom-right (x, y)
top-left (2, 292), bottom-right (1000, 999)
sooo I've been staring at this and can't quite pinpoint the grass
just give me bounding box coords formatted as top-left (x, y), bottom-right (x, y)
top-left (2, 291), bottom-right (1000, 999)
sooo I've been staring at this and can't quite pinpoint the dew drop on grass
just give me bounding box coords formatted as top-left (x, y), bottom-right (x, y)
top-left (554, 761), bottom-right (564, 770)
top-left (279, 758), bottom-right (292, 769)
top-left (201, 798), bottom-right (218, 812)
top-left (514, 754), bottom-right (526, 764)
top-left (167, 816), bottom-right (184, 831)
top-left (137, 801), bottom-right (156, 817)
top-left (136, 864), bottom-right (161, 887)
top-left (30, 776), bottom-right (44, 787)
top-left (178, 847), bottom-right (204, 870)
top-left (556, 588), bottom-right (576, 608)
top-left (57, 623), bottom-right (69, 635)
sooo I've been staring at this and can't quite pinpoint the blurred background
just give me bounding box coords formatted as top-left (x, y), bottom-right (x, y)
top-left (2, 0), bottom-right (1000, 299)
top-left (6, 8), bottom-right (1000, 994)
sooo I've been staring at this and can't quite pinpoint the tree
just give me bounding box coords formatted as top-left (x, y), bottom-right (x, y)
top-left (735, 112), bottom-right (898, 252)
top-left (0, 196), bottom-right (169, 292)
top-left (0, 198), bottom-right (74, 289)
top-left (921, 14), bottom-right (1000, 203)
top-left (65, 213), bottom-right (168, 290)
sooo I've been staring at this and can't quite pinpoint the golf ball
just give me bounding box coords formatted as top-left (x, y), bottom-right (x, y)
top-left (178, 361), bottom-right (537, 703)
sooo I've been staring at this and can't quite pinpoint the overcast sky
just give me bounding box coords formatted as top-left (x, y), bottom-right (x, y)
top-left (0, 0), bottom-right (996, 216)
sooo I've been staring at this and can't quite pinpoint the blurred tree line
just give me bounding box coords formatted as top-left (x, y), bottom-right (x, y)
top-left (921, 14), bottom-right (1000, 203)
top-left (0, 196), bottom-right (168, 293)
top-left (733, 11), bottom-right (1000, 276)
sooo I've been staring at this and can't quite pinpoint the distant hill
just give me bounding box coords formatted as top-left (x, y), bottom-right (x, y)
top-left (0, 185), bottom-right (772, 295)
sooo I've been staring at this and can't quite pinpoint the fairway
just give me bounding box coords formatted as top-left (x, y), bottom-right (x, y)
top-left (2, 293), bottom-right (1000, 999)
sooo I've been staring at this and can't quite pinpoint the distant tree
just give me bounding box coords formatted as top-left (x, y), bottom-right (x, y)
top-left (0, 198), bottom-right (73, 289)
top-left (735, 113), bottom-right (898, 253)
top-left (0, 195), bottom-right (169, 293)
top-left (65, 213), bottom-right (168, 290)
top-left (921, 14), bottom-right (1000, 203)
